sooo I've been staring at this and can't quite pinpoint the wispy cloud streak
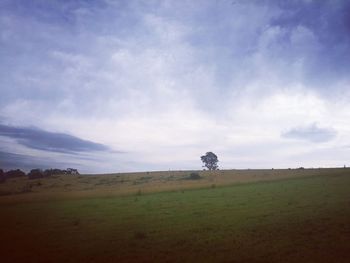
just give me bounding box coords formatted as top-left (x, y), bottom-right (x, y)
top-left (282, 123), bottom-right (337, 143)
top-left (0, 124), bottom-right (108, 153)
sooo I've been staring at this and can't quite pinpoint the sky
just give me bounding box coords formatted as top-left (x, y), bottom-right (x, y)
top-left (1, 0), bottom-right (350, 173)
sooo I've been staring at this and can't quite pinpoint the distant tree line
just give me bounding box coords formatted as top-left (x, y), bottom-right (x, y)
top-left (0, 169), bottom-right (25, 183)
top-left (0, 168), bottom-right (79, 183)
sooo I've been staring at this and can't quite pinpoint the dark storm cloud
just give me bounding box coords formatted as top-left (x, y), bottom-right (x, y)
top-left (281, 123), bottom-right (337, 143)
top-left (0, 124), bottom-right (109, 153)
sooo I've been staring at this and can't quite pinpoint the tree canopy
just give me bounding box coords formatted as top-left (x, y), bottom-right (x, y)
top-left (201, 152), bottom-right (219, 170)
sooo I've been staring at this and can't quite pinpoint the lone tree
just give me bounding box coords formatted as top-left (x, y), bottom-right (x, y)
top-left (201, 152), bottom-right (219, 170)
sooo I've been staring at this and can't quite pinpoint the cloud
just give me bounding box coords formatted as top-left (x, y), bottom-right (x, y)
top-left (281, 123), bottom-right (337, 143)
top-left (1, 1), bottom-right (350, 172)
top-left (0, 124), bottom-right (109, 153)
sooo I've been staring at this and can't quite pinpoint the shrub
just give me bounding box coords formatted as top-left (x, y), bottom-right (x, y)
top-left (66, 168), bottom-right (79, 175)
top-left (28, 169), bottom-right (45, 180)
top-left (44, 169), bottom-right (63, 176)
top-left (4, 169), bottom-right (25, 179)
top-left (188, 172), bottom-right (201, 180)
top-left (0, 169), bottom-right (5, 183)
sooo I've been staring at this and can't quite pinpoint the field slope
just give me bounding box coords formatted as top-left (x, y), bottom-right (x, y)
top-left (1, 169), bottom-right (350, 262)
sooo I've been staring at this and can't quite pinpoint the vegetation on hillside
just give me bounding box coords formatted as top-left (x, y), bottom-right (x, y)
top-left (0, 168), bottom-right (79, 183)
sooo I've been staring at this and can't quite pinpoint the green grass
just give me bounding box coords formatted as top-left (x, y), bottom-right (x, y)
top-left (1, 173), bottom-right (350, 262)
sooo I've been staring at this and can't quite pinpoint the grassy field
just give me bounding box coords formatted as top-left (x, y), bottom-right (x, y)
top-left (1, 169), bottom-right (350, 262)
top-left (1, 168), bottom-right (348, 201)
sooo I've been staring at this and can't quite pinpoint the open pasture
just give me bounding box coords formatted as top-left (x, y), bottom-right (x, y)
top-left (0, 168), bottom-right (348, 201)
top-left (1, 169), bottom-right (350, 262)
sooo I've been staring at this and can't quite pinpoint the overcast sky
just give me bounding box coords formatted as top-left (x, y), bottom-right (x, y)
top-left (1, 0), bottom-right (350, 173)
